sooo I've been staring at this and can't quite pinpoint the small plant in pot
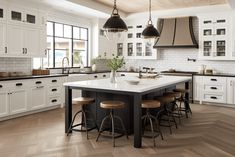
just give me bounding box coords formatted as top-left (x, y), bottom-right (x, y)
top-left (106, 54), bottom-right (125, 83)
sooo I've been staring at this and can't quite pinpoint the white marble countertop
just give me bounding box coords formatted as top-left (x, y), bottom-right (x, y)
top-left (64, 75), bottom-right (191, 93)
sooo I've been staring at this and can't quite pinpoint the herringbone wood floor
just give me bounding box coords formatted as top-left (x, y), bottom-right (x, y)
top-left (0, 104), bottom-right (234, 157)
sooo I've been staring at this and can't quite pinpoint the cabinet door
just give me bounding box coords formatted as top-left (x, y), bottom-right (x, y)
top-left (23, 27), bottom-right (39, 56)
top-left (227, 78), bottom-right (235, 104)
top-left (39, 28), bottom-right (47, 57)
top-left (30, 86), bottom-right (47, 110)
top-left (6, 24), bottom-right (24, 56)
top-left (0, 91), bottom-right (9, 118)
top-left (0, 23), bottom-right (6, 55)
top-left (193, 76), bottom-right (202, 101)
top-left (9, 89), bottom-right (28, 114)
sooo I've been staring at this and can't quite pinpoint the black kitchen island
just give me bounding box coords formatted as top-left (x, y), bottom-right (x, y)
top-left (64, 75), bottom-right (191, 148)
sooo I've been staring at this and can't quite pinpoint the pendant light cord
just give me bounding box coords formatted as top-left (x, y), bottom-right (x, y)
top-left (148, 0), bottom-right (152, 25)
top-left (112, 0), bottom-right (118, 15)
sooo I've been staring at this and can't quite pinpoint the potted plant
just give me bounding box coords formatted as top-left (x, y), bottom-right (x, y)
top-left (106, 55), bottom-right (125, 83)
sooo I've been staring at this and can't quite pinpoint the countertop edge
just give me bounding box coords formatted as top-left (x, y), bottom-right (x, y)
top-left (0, 74), bottom-right (68, 82)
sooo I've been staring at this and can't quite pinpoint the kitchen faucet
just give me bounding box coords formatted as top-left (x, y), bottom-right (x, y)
top-left (62, 57), bottom-right (70, 74)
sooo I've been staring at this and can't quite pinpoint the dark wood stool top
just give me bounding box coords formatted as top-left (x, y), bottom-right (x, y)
top-left (164, 92), bottom-right (181, 99)
top-left (142, 100), bottom-right (161, 108)
top-left (72, 97), bottom-right (95, 105)
top-left (100, 101), bottom-right (125, 109)
top-left (154, 96), bottom-right (175, 104)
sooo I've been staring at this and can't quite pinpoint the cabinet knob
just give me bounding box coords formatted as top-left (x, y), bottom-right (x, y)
top-left (52, 88), bottom-right (57, 92)
top-left (210, 96), bottom-right (217, 99)
top-left (35, 81), bottom-right (42, 84)
top-left (94, 75), bottom-right (98, 78)
top-left (0, 85), bottom-right (2, 88)
top-left (16, 83), bottom-right (23, 86)
top-left (210, 87), bottom-right (217, 90)
top-left (52, 80), bottom-right (57, 83)
top-left (103, 75), bottom-right (106, 77)
top-left (5, 47), bottom-right (7, 53)
top-left (52, 99), bottom-right (57, 103)
top-left (211, 79), bottom-right (217, 81)
top-left (23, 48), bottom-right (25, 54)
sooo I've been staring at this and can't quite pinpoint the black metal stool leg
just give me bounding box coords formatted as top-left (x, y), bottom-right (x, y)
top-left (96, 115), bottom-right (110, 142)
top-left (67, 110), bottom-right (82, 136)
top-left (114, 115), bottom-right (129, 139)
top-left (148, 114), bottom-right (156, 147)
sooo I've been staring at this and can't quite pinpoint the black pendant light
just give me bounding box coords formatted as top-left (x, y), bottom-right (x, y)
top-left (103, 0), bottom-right (128, 33)
top-left (142, 0), bottom-right (160, 38)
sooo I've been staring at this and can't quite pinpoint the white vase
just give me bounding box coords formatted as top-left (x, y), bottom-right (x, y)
top-left (110, 70), bottom-right (117, 83)
top-left (91, 64), bottom-right (97, 72)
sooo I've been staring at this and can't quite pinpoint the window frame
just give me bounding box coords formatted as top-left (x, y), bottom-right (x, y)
top-left (46, 21), bottom-right (89, 68)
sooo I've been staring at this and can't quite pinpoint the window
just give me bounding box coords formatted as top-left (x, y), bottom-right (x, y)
top-left (36, 21), bottom-right (89, 69)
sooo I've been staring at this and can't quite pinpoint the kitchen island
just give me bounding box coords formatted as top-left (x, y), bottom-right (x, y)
top-left (64, 75), bottom-right (191, 148)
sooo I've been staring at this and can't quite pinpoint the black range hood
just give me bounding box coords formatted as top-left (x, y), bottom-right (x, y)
top-left (154, 17), bottom-right (198, 49)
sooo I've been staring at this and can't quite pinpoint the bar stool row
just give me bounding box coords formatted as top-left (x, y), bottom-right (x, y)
top-left (67, 88), bottom-right (191, 147)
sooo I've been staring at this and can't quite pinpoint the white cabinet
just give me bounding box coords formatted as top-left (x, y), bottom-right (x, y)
top-left (201, 76), bottom-right (227, 104)
top-left (29, 80), bottom-right (47, 110)
top-left (6, 24), bottom-right (24, 56)
top-left (227, 78), bottom-right (235, 105)
top-left (7, 6), bottom-right (38, 27)
top-left (0, 23), bottom-right (6, 55)
top-left (199, 13), bottom-right (231, 60)
top-left (0, 3), bottom-right (47, 58)
top-left (23, 27), bottom-right (40, 56)
top-left (9, 88), bottom-right (28, 114)
top-left (117, 22), bottom-right (158, 60)
top-left (0, 84), bottom-right (9, 118)
top-left (193, 76), bottom-right (203, 102)
top-left (39, 28), bottom-right (47, 57)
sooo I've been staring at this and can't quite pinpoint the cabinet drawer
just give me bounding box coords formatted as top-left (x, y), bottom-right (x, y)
top-left (48, 97), bottom-right (61, 106)
top-left (203, 84), bottom-right (225, 92)
top-left (202, 93), bottom-right (226, 103)
top-left (203, 76), bottom-right (226, 85)
top-left (48, 86), bottom-right (61, 96)
top-left (47, 77), bottom-right (64, 85)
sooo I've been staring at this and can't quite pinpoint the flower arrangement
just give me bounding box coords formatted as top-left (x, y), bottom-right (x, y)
top-left (107, 55), bottom-right (125, 71)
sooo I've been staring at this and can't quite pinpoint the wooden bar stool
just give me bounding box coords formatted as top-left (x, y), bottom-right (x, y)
top-left (142, 100), bottom-right (164, 147)
top-left (164, 91), bottom-right (182, 124)
top-left (96, 101), bottom-right (128, 147)
top-left (67, 97), bottom-right (97, 139)
top-left (154, 96), bottom-right (178, 134)
top-left (173, 88), bottom-right (192, 118)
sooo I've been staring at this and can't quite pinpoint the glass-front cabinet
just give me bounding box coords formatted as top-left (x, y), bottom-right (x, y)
top-left (199, 15), bottom-right (229, 60)
top-left (0, 5), bottom-right (6, 23)
top-left (8, 7), bottom-right (38, 26)
top-left (117, 23), bottom-right (158, 59)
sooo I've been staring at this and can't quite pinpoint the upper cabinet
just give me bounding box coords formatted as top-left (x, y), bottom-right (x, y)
top-left (198, 13), bottom-right (232, 60)
top-left (0, 3), bottom-right (47, 58)
top-left (117, 23), bottom-right (158, 60)
top-left (7, 6), bottom-right (38, 27)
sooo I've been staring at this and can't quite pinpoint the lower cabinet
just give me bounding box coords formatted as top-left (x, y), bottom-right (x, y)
top-left (0, 76), bottom-right (66, 120)
top-left (194, 75), bottom-right (235, 106)
top-left (9, 89), bottom-right (28, 114)
top-left (30, 85), bottom-right (47, 110)
top-left (227, 78), bottom-right (235, 105)
top-left (0, 91), bottom-right (9, 118)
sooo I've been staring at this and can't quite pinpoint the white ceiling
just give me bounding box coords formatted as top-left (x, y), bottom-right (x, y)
top-left (94, 0), bottom-right (228, 14)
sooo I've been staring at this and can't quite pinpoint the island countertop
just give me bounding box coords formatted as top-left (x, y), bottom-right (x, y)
top-left (63, 75), bottom-right (191, 93)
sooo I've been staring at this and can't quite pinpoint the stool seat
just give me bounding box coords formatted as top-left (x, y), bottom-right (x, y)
top-left (100, 101), bottom-right (125, 109)
top-left (72, 97), bottom-right (95, 105)
top-left (142, 100), bottom-right (161, 108)
top-left (164, 92), bottom-right (181, 99)
top-left (173, 88), bottom-right (189, 94)
top-left (154, 96), bottom-right (175, 104)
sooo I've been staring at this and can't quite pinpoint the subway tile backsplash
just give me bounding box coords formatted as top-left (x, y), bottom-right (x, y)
top-left (0, 58), bottom-right (32, 74)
